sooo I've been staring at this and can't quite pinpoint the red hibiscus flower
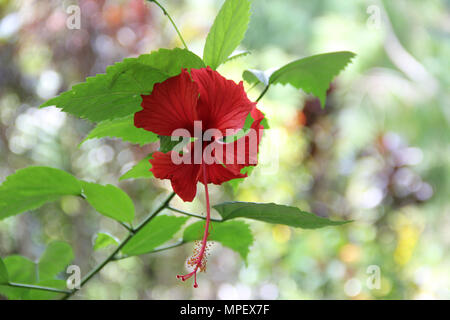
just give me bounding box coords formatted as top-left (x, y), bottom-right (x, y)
top-left (134, 67), bottom-right (265, 287)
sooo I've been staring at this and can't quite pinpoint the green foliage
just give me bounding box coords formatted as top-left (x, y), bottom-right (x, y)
top-left (203, 0), bottom-right (251, 70)
top-left (134, 48), bottom-right (205, 76)
top-left (0, 167), bottom-right (82, 220)
top-left (224, 50), bottom-right (251, 63)
top-left (0, 1), bottom-right (360, 300)
top-left (80, 115), bottom-right (158, 147)
top-left (0, 256), bottom-right (36, 299)
top-left (0, 166), bottom-right (139, 224)
top-left (93, 233), bottom-right (119, 251)
top-left (214, 202), bottom-right (351, 229)
top-left (40, 48), bottom-right (205, 122)
top-left (0, 242), bottom-right (74, 300)
top-left (119, 154), bottom-right (154, 181)
top-left (38, 241), bottom-right (74, 280)
top-left (122, 216), bottom-right (188, 256)
top-left (243, 51), bottom-right (355, 106)
top-left (82, 182), bottom-right (135, 223)
top-left (243, 69), bottom-right (270, 86)
top-left (0, 257), bottom-right (8, 285)
top-left (270, 51), bottom-right (355, 106)
top-left (159, 135), bottom-right (186, 153)
top-left (227, 166), bottom-right (254, 192)
top-left (183, 220), bottom-right (253, 263)
top-left (40, 62), bottom-right (166, 122)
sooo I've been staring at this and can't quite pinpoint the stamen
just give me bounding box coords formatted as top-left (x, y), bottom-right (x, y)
top-left (177, 162), bottom-right (212, 288)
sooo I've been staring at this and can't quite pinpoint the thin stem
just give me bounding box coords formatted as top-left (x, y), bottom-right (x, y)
top-left (147, 0), bottom-right (188, 50)
top-left (256, 84), bottom-right (270, 102)
top-left (79, 234), bottom-right (133, 288)
top-left (150, 239), bottom-right (185, 253)
top-left (113, 239), bottom-right (185, 261)
top-left (167, 206), bottom-right (222, 222)
top-left (118, 221), bottom-right (134, 233)
top-left (61, 192), bottom-right (176, 300)
top-left (134, 192), bottom-right (176, 233)
top-left (7, 282), bottom-right (72, 294)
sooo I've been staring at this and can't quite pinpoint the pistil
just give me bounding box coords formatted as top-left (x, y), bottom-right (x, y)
top-left (177, 161), bottom-right (211, 288)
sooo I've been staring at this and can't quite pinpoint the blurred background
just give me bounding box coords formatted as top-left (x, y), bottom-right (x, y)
top-left (0, 0), bottom-right (449, 299)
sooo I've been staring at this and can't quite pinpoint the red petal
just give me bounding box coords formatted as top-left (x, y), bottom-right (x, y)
top-left (199, 163), bottom-right (247, 185)
top-left (213, 106), bottom-right (265, 171)
top-left (250, 106), bottom-right (265, 127)
top-left (134, 69), bottom-right (199, 136)
top-left (191, 67), bottom-right (255, 134)
top-left (150, 151), bottom-right (200, 202)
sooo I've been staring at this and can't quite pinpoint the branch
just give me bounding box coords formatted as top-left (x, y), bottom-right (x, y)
top-left (6, 282), bottom-right (72, 294)
top-left (167, 206), bottom-right (223, 222)
top-left (112, 238), bottom-right (185, 261)
top-left (134, 192), bottom-right (176, 233)
top-left (118, 221), bottom-right (134, 232)
top-left (151, 239), bottom-right (185, 253)
top-left (61, 192), bottom-right (176, 300)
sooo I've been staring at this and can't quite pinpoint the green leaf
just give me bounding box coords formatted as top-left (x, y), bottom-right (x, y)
top-left (203, 0), bottom-right (251, 70)
top-left (159, 135), bottom-right (187, 153)
top-left (214, 202), bottom-right (351, 229)
top-left (0, 248), bottom-right (73, 300)
top-left (0, 257), bottom-right (8, 285)
top-left (227, 166), bottom-right (254, 193)
top-left (136, 48), bottom-right (205, 76)
top-left (0, 256), bottom-right (36, 299)
top-left (269, 51), bottom-right (355, 106)
top-left (82, 182), bottom-right (135, 223)
top-left (80, 115), bottom-right (158, 147)
top-left (93, 233), bottom-right (119, 251)
top-left (122, 216), bottom-right (188, 256)
top-left (119, 154), bottom-right (153, 181)
top-left (40, 48), bottom-right (205, 122)
top-left (224, 50), bottom-right (251, 63)
top-left (183, 220), bottom-right (253, 263)
top-left (0, 167), bottom-right (82, 220)
top-left (40, 63), bottom-right (167, 122)
top-left (242, 69), bottom-right (270, 86)
top-left (38, 241), bottom-right (74, 280)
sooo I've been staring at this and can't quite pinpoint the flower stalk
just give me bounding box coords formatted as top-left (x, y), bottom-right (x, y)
top-left (147, 0), bottom-right (188, 50)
